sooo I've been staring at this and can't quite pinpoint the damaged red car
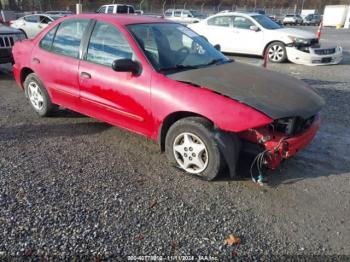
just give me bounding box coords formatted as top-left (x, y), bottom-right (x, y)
top-left (12, 14), bottom-right (324, 181)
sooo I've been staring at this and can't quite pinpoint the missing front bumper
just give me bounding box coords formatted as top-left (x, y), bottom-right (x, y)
top-left (286, 46), bottom-right (343, 66)
top-left (239, 116), bottom-right (321, 169)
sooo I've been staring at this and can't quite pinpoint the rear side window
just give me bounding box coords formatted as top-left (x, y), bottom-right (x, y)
top-left (39, 25), bottom-right (58, 50)
top-left (174, 11), bottom-right (181, 17)
top-left (107, 6), bottom-right (114, 13)
top-left (208, 16), bottom-right (232, 27)
top-left (86, 22), bottom-right (133, 67)
top-left (24, 15), bottom-right (39, 23)
top-left (51, 19), bottom-right (89, 58)
top-left (97, 6), bottom-right (106, 13)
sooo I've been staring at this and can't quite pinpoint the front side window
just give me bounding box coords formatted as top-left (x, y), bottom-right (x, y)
top-left (232, 16), bottom-right (254, 29)
top-left (40, 16), bottom-right (52, 24)
top-left (39, 25), bottom-right (58, 50)
top-left (51, 19), bottom-right (89, 58)
top-left (86, 22), bottom-right (134, 67)
top-left (207, 16), bottom-right (232, 27)
top-left (127, 23), bottom-right (229, 72)
top-left (117, 5), bottom-right (129, 14)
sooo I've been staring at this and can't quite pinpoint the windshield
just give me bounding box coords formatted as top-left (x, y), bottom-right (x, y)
top-left (252, 15), bottom-right (282, 29)
top-left (127, 23), bottom-right (230, 73)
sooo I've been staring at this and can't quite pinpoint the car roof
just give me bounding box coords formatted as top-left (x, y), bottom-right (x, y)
top-left (61, 14), bottom-right (168, 25)
top-left (214, 12), bottom-right (262, 17)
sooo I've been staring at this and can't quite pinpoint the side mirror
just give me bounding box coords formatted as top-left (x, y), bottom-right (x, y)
top-left (250, 25), bottom-right (260, 32)
top-left (112, 59), bottom-right (141, 75)
top-left (214, 44), bottom-right (221, 51)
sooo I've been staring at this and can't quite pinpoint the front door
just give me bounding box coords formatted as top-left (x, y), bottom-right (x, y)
top-left (232, 16), bottom-right (264, 55)
top-left (78, 21), bottom-right (152, 136)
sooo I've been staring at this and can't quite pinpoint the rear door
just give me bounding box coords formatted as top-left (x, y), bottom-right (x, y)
top-left (32, 19), bottom-right (90, 110)
top-left (205, 16), bottom-right (235, 52)
top-left (78, 21), bottom-right (152, 135)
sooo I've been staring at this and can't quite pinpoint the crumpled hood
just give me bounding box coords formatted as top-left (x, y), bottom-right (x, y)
top-left (168, 62), bottom-right (325, 120)
top-left (276, 27), bottom-right (316, 39)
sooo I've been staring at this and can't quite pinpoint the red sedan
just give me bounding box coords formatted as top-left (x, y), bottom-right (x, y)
top-left (12, 14), bottom-right (324, 181)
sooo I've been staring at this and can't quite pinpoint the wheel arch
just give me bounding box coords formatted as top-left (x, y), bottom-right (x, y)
top-left (158, 111), bottom-right (214, 152)
top-left (20, 67), bottom-right (34, 89)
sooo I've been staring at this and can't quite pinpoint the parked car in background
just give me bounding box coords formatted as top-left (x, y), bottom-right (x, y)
top-left (45, 11), bottom-right (73, 16)
top-left (10, 14), bottom-right (62, 38)
top-left (164, 9), bottom-right (205, 24)
top-left (0, 24), bottom-right (26, 64)
top-left (303, 14), bottom-right (322, 25)
top-left (189, 12), bottom-right (342, 65)
top-left (12, 14), bottom-right (325, 180)
top-left (283, 14), bottom-right (303, 25)
top-left (96, 4), bottom-right (135, 14)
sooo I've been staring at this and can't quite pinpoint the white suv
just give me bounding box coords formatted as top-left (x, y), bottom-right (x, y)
top-left (164, 9), bottom-right (205, 24)
top-left (283, 14), bottom-right (303, 25)
top-left (96, 4), bottom-right (135, 14)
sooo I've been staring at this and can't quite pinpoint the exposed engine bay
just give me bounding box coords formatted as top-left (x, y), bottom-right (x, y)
top-left (286, 38), bottom-right (342, 66)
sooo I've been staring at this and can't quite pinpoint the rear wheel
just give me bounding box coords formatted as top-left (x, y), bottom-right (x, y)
top-left (24, 73), bottom-right (57, 116)
top-left (165, 117), bottom-right (223, 181)
top-left (267, 42), bottom-right (287, 63)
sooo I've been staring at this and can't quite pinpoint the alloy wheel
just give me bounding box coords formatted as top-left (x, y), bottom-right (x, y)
top-left (268, 44), bottom-right (285, 62)
top-left (27, 81), bottom-right (44, 111)
top-left (173, 132), bottom-right (209, 174)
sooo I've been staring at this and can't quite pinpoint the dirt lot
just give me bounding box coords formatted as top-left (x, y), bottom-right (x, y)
top-left (0, 27), bottom-right (349, 259)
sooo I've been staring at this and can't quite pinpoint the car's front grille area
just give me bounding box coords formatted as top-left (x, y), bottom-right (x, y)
top-left (314, 48), bottom-right (336, 55)
top-left (293, 115), bottom-right (316, 135)
top-left (273, 115), bottom-right (316, 136)
top-left (0, 35), bottom-right (15, 49)
top-left (310, 38), bottom-right (319, 46)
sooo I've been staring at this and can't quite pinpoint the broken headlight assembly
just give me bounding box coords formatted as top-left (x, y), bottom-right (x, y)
top-left (272, 115), bottom-right (316, 136)
top-left (287, 36), bottom-right (319, 48)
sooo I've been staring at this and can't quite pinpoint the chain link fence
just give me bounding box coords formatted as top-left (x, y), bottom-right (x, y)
top-left (1, 0), bottom-right (321, 17)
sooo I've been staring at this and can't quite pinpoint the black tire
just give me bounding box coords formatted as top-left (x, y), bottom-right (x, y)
top-left (24, 73), bottom-right (57, 117)
top-left (266, 41), bottom-right (287, 63)
top-left (165, 117), bottom-right (223, 181)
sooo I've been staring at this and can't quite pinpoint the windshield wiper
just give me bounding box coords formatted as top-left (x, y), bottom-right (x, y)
top-left (159, 64), bottom-right (198, 72)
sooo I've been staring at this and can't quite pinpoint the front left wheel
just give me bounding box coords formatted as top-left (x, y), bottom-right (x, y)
top-left (165, 117), bottom-right (224, 181)
top-left (267, 42), bottom-right (287, 63)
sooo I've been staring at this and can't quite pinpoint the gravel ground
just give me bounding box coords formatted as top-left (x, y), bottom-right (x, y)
top-left (0, 26), bottom-right (349, 260)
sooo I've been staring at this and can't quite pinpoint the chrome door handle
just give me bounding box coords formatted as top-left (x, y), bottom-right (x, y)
top-left (80, 72), bottom-right (91, 79)
top-left (32, 58), bottom-right (40, 64)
